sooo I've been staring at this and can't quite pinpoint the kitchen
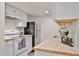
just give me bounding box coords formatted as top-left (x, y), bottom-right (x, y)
top-left (0, 2), bottom-right (79, 56)
top-left (4, 2), bottom-right (52, 56)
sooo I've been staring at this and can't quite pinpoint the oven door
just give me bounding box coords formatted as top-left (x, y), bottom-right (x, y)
top-left (14, 37), bottom-right (27, 56)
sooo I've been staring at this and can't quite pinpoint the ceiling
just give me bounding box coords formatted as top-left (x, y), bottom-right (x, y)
top-left (6, 2), bottom-right (52, 17)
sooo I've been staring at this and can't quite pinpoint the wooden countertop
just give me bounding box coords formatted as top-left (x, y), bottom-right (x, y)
top-left (33, 37), bottom-right (79, 56)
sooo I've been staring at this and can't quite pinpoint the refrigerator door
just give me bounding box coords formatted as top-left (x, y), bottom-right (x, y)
top-left (35, 22), bottom-right (41, 45)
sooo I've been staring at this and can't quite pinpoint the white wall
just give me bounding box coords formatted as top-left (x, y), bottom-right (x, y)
top-left (74, 20), bottom-right (79, 49)
top-left (55, 2), bottom-right (79, 19)
top-left (0, 2), bottom-right (5, 55)
top-left (36, 16), bottom-right (60, 41)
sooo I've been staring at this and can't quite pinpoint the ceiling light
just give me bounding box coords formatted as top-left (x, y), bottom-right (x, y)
top-left (44, 10), bottom-right (48, 14)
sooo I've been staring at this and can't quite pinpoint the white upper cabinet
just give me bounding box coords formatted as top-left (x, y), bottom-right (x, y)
top-left (5, 4), bottom-right (27, 27)
top-left (17, 12), bottom-right (27, 27)
top-left (19, 11), bottom-right (27, 22)
top-left (18, 11), bottom-right (27, 27)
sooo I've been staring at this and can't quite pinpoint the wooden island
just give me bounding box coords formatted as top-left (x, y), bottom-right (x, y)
top-left (33, 37), bottom-right (79, 56)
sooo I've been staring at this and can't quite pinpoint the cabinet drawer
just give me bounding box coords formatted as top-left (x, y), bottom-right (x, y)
top-left (5, 40), bottom-right (14, 46)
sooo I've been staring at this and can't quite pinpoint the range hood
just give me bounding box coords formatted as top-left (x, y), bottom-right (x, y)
top-left (5, 14), bottom-right (21, 20)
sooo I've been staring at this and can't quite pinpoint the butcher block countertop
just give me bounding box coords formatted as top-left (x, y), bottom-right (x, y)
top-left (33, 37), bottom-right (79, 56)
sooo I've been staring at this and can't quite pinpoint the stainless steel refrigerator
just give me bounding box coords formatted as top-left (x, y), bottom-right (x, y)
top-left (24, 22), bottom-right (41, 47)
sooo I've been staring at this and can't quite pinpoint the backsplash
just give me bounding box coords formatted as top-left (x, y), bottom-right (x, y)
top-left (5, 18), bottom-right (18, 30)
top-left (5, 18), bottom-right (24, 33)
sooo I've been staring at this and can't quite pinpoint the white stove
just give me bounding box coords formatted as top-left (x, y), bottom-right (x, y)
top-left (5, 30), bottom-right (27, 56)
top-left (14, 36), bottom-right (27, 55)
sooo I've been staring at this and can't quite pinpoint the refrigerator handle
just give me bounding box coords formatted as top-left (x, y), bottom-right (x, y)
top-left (36, 23), bottom-right (38, 38)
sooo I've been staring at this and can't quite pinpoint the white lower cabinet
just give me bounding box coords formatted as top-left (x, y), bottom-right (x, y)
top-left (5, 40), bottom-right (14, 56)
top-left (25, 35), bottom-right (32, 54)
top-left (5, 45), bottom-right (14, 56)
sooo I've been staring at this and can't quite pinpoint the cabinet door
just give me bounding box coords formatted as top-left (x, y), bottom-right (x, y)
top-left (28, 37), bottom-right (32, 50)
top-left (26, 36), bottom-right (32, 53)
top-left (21, 12), bottom-right (27, 22)
top-left (5, 41), bottom-right (14, 56)
top-left (5, 45), bottom-right (14, 56)
top-left (19, 12), bottom-right (27, 27)
top-left (22, 14), bottom-right (27, 27)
